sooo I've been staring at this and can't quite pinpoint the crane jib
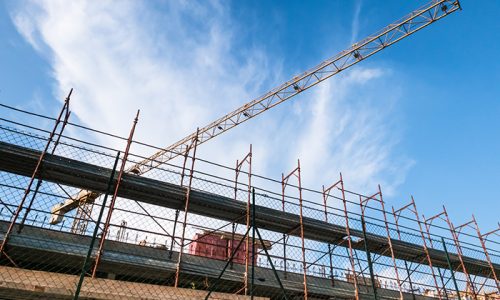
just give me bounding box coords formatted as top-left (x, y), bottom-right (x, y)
top-left (130, 0), bottom-right (460, 176)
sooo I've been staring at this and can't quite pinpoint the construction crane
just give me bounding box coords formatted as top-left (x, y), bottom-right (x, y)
top-left (49, 0), bottom-right (461, 230)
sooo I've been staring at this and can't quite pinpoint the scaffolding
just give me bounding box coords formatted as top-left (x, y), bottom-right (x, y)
top-left (0, 101), bottom-right (498, 300)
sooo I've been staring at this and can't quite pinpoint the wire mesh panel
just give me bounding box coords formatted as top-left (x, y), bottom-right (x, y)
top-left (0, 102), bottom-right (499, 300)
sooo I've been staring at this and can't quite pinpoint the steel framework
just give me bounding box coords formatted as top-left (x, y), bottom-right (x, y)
top-left (392, 197), bottom-right (443, 299)
top-left (232, 145), bottom-right (252, 294)
top-left (281, 160), bottom-right (308, 299)
top-left (0, 104), bottom-right (498, 300)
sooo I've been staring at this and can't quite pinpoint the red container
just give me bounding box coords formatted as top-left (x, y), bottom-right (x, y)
top-left (189, 230), bottom-right (271, 264)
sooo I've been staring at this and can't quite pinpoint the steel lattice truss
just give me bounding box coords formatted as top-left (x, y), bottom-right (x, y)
top-left (128, 0), bottom-right (461, 176)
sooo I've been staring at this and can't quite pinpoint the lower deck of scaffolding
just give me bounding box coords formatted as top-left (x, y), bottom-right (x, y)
top-left (0, 221), bottom-right (441, 300)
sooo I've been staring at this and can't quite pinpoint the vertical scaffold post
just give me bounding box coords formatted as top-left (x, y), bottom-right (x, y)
top-left (391, 205), bottom-right (415, 300)
top-left (392, 197), bottom-right (443, 299)
top-left (174, 128), bottom-right (199, 288)
top-left (338, 174), bottom-right (359, 300)
top-left (92, 110), bottom-right (140, 278)
top-left (251, 187), bottom-right (256, 299)
top-left (322, 184), bottom-right (335, 287)
top-left (442, 207), bottom-right (477, 299)
top-left (232, 145), bottom-right (252, 295)
top-left (73, 152), bottom-right (121, 300)
top-left (472, 217), bottom-right (500, 293)
top-left (245, 145), bottom-right (252, 295)
top-left (424, 209), bottom-right (464, 299)
top-left (297, 160), bottom-right (308, 300)
top-left (377, 185), bottom-right (404, 300)
top-left (281, 172), bottom-right (287, 279)
top-left (323, 174), bottom-right (359, 289)
top-left (414, 197), bottom-right (447, 299)
top-left (281, 160), bottom-right (308, 299)
top-left (423, 212), bottom-right (452, 299)
top-left (230, 157), bottom-right (239, 270)
top-left (359, 195), bottom-right (378, 300)
top-left (0, 89), bottom-right (72, 257)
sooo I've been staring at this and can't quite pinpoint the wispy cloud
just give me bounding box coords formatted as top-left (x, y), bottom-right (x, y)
top-left (10, 0), bottom-right (413, 201)
top-left (10, 1), bottom-right (272, 149)
top-left (350, 0), bottom-right (363, 45)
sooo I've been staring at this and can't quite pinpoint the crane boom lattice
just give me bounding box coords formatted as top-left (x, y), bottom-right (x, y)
top-left (129, 0), bottom-right (460, 176)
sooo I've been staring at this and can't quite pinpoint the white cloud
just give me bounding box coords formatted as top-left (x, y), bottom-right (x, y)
top-left (10, 0), bottom-right (413, 207)
top-left (350, 0), bottom-right (363, 44)
top-left (10, 1), bottom-right (268, 148)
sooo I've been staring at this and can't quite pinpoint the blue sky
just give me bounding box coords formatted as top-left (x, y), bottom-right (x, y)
top-left (1, 0), bottom-right (499, 234)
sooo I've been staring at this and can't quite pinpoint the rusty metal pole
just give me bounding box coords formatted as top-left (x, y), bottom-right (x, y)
top-left (391, 205), bottom-right (416, 300)
top-left (91, 110), bottom-right (140, 278)
top-left (251, 187), bottom-right (256, 299)
top-left (454, 218), bottom-right (489, 295)
top-left (443, 207), bottom-right (477, 299)
top-left (410, 197), bottom-right (443, 299)
top-left (423, 213), bottom-right (451, 299)
top-left (339, 174), bottom-right (359, 300)
top-left (243, 145), bottom-right (252, 295)
top-left (230, 158), bottom-right (239, 270)
top-left (377, 185), bottom-right (404, 300)
top-left (472, 217), bottom-right (500, 293)
top-left (174, 128), bottom-right (199, 287)
top-left (297, 160), bottom-right (308, 300)
top-left (281, 161), bottom-right (307, 298)
top-left (322, 185), bottom-right (334, 287)
top-left (0, 89), bottom-right (72, 257)
top-left (233, 145), bottom-right (252, 290)
top-left (281, 172), bottom-right (287, 279)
